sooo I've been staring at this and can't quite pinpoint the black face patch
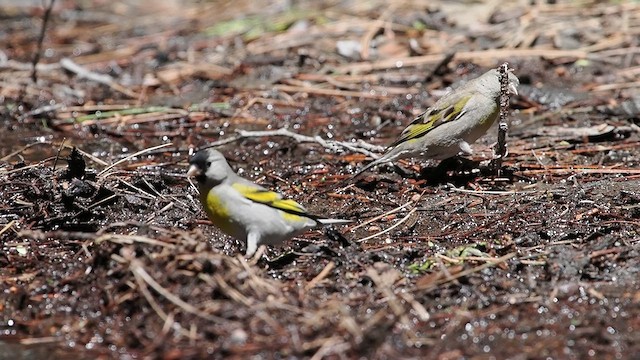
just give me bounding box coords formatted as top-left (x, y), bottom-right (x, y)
top-left (189, 151), bottom-right (210, 171)
top-left (189, 151), bottom-right (211, 183)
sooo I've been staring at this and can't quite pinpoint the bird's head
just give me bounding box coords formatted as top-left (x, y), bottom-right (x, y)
top-left (187, 148), bottom-right (232, 187)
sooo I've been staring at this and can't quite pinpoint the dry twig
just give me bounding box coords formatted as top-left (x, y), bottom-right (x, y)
top-left (490, 62), bottom-right (512, 175)
top-left (230, 128), bottom-right (384, 156)
top-left (31, 0), bottom-right (56, 83)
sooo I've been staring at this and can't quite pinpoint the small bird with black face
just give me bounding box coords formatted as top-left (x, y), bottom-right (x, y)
top-left (187, 148), bottom-right (351, 256)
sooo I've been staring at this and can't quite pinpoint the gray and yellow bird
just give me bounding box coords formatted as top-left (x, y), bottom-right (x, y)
top-left (187, 149), bottom-right (351, 256)
top-left (354, 68), bottom-right (519, 176)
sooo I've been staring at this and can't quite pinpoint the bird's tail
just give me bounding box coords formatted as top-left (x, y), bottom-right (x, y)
top-left (317, 218), bottom-right (352, 226)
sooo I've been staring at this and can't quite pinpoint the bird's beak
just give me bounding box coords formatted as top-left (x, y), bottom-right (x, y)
top-left (187, 165), bottom-right (201, 178)
top-left (508, 83), bottom-right (518, 96)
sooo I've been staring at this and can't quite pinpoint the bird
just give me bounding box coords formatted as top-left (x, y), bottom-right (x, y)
top-left (187, 148), bottom-right (351, 256)
top-left (353, 68), bottom-right (519, 177)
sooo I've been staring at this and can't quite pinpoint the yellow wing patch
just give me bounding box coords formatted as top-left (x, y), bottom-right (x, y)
top-left (390, 94), bottom-right (472, 148)
top-left (232, 183), bottom-right (308, 222)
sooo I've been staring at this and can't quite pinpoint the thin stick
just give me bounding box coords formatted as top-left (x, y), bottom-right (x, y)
top-left (51, 138), bottom-right (66, 172)
top-left (448, 184), bottom-right (538, 195)
top-left (1, 157), bottom-right (57, 175)
top-left (69, 146), bottom-right (109, 166)
top-left (349, 200), bottom-right (414, 232)
top-left (197, 135), bottom-right (242, 149)
top-left (0, 220), bottom-right (16, 238)
top-left (31, 0), bottom-right (56, 83)
top-left (132, 266), bottom-right (205, 338)
top-left (521, 168), bottom-right (640, 175)
top-left (0, 142), bottom-right (48, 162)
top-left (357, 207), bottom-right (417, 243)
top-left (130, 258), bottom-right (226, 322)
top-left (491, 62), bottom-right (512, 176)
top-left (305, 261), bottom-right (335, 291)
top-left (591, 81), bottom-right (640, 92)
top-left (234, 128), bottom-right (383, 157)
top-left (95, 233), bottom-right (175, 248)
top-left (20, 337), bottom-right (59, 346)
top-left (98, 142), bottom-right (173, 177)
top-left (335, 49), bottom-right (587, 74)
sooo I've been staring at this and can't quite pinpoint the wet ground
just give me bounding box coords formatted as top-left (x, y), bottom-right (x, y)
top-left (1, 0), bottom-right (640, 359)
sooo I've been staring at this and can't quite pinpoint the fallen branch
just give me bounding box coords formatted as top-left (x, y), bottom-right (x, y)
top-left (232, 128), bottom-right (384, 157)
top-left (335, 49), bottom-right (588, 74)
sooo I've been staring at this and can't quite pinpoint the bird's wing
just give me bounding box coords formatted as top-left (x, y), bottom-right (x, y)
top-left (388, 92), bottom-right (473, 148)
top-left (231, 182), bottom-right (310, 218)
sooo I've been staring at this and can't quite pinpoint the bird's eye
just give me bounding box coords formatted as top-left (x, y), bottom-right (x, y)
top-left (206, 161), bottom-right (212, 168)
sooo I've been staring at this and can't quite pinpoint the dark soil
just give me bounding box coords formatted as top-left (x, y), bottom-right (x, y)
top-left (1, 1), bottom-right (639, 359)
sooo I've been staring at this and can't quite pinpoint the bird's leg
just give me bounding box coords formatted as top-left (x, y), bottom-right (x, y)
top-left (245, 232), bottom-right (259, 257)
